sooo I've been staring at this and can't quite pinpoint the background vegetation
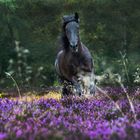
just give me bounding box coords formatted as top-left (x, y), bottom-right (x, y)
top-left (0, 0), bottom-right (140, 89)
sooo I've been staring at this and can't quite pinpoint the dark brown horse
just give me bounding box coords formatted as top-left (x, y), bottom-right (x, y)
top-left (55, 13), bottom-right (95, 96)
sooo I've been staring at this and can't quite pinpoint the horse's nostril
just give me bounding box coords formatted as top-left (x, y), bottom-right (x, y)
top-left (70, 41), bottom-right (77, 47)
top-left (70, 45), bottom-right (76, 48)
top-left (70, 44), bottom-right (78, 48)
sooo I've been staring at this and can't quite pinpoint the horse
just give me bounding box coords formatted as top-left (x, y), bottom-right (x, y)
top-left (55, 12), bottom-right (95, 96)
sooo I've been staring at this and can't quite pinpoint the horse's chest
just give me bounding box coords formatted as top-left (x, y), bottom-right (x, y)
top-left (70, 56), bottom-right (92, 73)
top-left (68, 56), bottom-right (86, 74)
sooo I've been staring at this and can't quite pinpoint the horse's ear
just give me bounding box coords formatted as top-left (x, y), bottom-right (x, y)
top-left (74, 12), bottom-right (79, 22)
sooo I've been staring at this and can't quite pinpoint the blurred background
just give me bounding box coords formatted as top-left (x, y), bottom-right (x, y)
top-left (0, 0), bottom-right (140, 90)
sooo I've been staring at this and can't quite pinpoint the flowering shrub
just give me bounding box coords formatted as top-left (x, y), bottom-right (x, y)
top-left (0, 90), bottom-right (140, 140)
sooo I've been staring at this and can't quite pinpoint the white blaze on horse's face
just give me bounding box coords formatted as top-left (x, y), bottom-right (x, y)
top-left (65, 21), bottom-right (79, 53)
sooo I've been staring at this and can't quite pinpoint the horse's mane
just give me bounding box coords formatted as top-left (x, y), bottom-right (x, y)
top-left (61, 23), bottom-right (69, 51)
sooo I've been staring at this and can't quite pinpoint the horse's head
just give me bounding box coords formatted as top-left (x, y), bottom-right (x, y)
top-left (63, 13), bottom-right (80, 53)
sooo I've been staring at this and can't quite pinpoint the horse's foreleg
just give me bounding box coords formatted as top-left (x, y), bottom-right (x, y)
top-left (62, 85), bottom-right (69, 96)
top-left (77, 71), bottom-right (96, 96)
top-left (71, 76), bottom-right (82, 96)
top-left (61, 79), bottom-right (74, 96)
top-left (60, 76), bottom-right (82, 96)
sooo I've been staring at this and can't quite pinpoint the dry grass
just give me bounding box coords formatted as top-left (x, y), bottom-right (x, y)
top-left (8, 91), bottom-right (62, 102)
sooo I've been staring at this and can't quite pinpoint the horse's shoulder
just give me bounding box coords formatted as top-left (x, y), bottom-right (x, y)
top-left (57, 50), bottom-right (64, 56)
top-left (57, 50), bottom-right (67, 60)
top-left (81, 44), bottom-right (92, 59)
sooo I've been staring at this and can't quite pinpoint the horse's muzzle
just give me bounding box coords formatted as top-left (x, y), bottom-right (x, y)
top-left (70, 45), bottom-right (78, 52)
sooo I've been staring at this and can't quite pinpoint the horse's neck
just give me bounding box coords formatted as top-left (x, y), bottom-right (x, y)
top-left (77, 41), bottom-right (84, 54)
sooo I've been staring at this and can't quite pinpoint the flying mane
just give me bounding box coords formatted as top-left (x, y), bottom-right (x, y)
top-left (61, 24), bottom-right (69, 51)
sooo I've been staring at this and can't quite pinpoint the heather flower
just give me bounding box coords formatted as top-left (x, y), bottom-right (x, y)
top-left (0, 133), bottom-right (7, 140)
top-left (0, 90), bottom-right (140, 140)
